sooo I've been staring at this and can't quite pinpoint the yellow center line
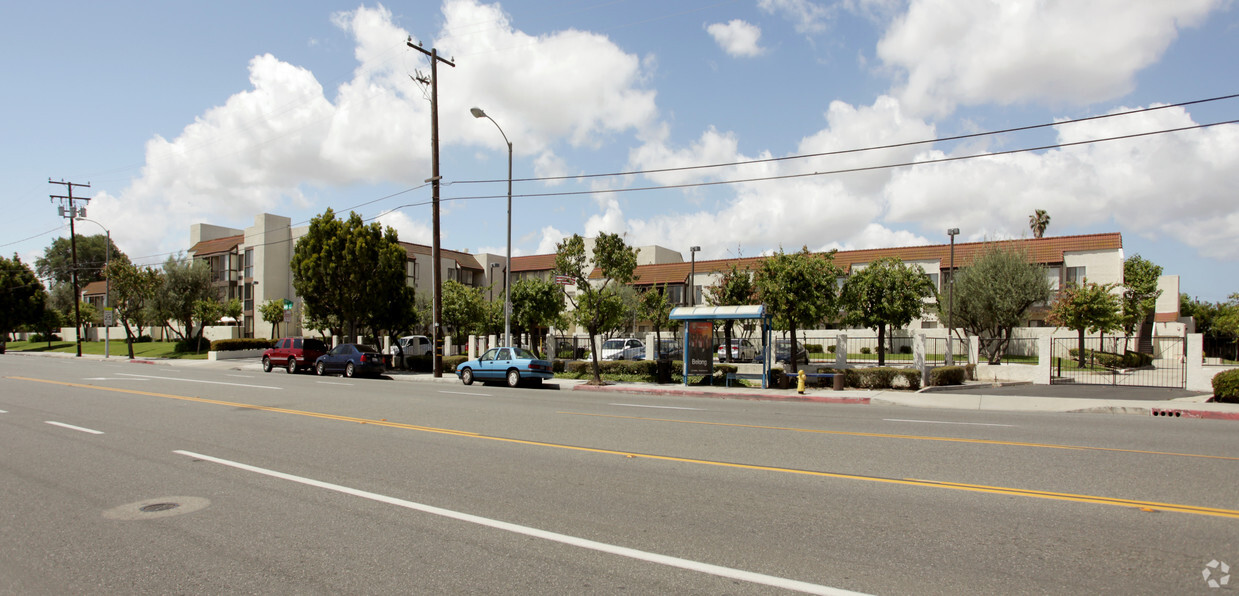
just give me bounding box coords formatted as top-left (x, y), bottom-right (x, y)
top-left (559, 411), bottom-right (1239, 461)
top-left (10, 375), bottom-right (1239, 520)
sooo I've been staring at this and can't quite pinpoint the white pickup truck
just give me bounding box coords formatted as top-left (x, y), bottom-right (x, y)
top-left (389, 335), bottom-right (432, 368)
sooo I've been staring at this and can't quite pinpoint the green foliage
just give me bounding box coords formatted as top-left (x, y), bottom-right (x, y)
top-left (105, 260), bottom-right (162, 358)
top-left (1029, 209), bottom-right (1050, 239)
top-left (1214, 293), bottom-right (1239, 339)
top-left (1048, 281), bottom-right (1123, 366)
top-left (0, 254), bottom-right (47, 339)
top-left (441, 280), bottom-right (485, 337)
top-left (930, 366), bottom-right (967, 386)
top-left (1212, 369), bottom-right (1239, 402)
top-left (1120, 255), bottom-right (1163, 336)
top-left (290, 208), bottom-right (411, 339)
top-left (754, 246), bottom-right (842, 374)
top-left (554, 233), bottom-right (639, 384)
top-left (638, 283), bottom-right (676, 352)
top-left (859, 346), bottom-right (871, 354)
top-left (260, 300), bottom-right (286, 338)
top-left (209, 338), bottom-right (276, 352)
top-left (443, 355), bottom-right (469, 372)
top-left (938, 243), bottom-right (1052, 364)
top-left (36, 234), bottom-right (129, 286)
top-left (511, 277), bottom-right (564, 351)
top-left (149, 255), bottom-right (218, 342)
top-left (827, 345), bottom-right (836, 353)
top-left (841, 257), bottom-right (936, 366)
top-left (1066, 348), bottom-right (1153, 369)
top-left (706, 262), bottom-right (757, 360)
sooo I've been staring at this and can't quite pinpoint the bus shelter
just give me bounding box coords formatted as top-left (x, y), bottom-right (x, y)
top-left (668, 305), bottom-right (771, 388)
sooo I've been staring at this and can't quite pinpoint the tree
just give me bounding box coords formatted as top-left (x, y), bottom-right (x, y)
top-left (705, 262), bottom-right (757, 362)
top-left (638, 284), bottom-right (676, 360)
top-left (753, 247), bottom-right (842, 374)
top-left (0, 255), bottom-right (47, 343)
top-left (36, 234), bottom-right (129, 286)
top-left (1048, 281), bottom-right (1122, 367)
top-left (511, 277), bottom-right (565, 357)
top-left (554, 233), bottom-right (638, 384)
top-left (937, 244), bottom-right (1052, 364)
top-left (1120, 255), bottom-right (1163, 350)
top-left (149, 254), bottom-right (219, 345)
top-left (1028, 209), bottom-right (1050, 238)
top-left (189, 298), bottom-right (225, 353)
top-left (260, 300), bottom-right (286, 339)
top-left (1214, 294), bottom-right (1239, 361)
top-left (105, 260), bottom-right (161, 358)
top-left (840, 257), bottom-right (936, 366)
top-left (441, 280), bottom-right (485, 339)
top-left (290, 209), bottom-right (410, 340)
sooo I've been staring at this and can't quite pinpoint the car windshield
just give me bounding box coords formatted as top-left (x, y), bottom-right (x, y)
top-left (601, 340), bottom-right (626, 350)
top-left (512, 347), bottom-right (538, 359)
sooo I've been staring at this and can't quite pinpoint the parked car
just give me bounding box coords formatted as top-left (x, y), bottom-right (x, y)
top-left (388, 335), bottom-right (432, 368)
top-left (314, 343), bottom-right (386, 378)
top-left (717, 338), bottom-right (759, 362)
top-left (597, 337), bottom-right (645, 360)
top-left (772, 339), bottom-right (810, 365)
top-left (654, 338), bottom-right (682, 360)
top-left (456, 346), bottom-right (554, 387)
top-left (262, 337), bottom-right (329, 374)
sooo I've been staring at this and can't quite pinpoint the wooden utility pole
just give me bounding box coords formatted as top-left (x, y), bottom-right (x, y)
top-left (49, 179), bottom-right (92, 357)
top-left (407, 37), bottom-right (455, 377)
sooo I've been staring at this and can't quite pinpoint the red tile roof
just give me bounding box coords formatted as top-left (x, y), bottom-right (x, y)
top-left (512, 254), bottom-right (557, 272)
top-left (188, 234), bottom-right (243, 256)
top-left (80, 280), bottom-right (108, 296)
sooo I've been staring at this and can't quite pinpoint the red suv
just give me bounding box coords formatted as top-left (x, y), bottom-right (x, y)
top-left (263, 337), bottom-right (329, 374)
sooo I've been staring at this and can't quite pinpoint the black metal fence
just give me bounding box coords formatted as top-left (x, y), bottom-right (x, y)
top-left (1050, 336), bottom-right (1185, 388)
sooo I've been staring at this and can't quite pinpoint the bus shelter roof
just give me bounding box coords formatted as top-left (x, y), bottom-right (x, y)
top-left (669, 305), bottom-right (765, 321)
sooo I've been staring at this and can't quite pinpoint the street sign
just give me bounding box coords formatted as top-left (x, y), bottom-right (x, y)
top-left (103, 308), bottom-right (114, 326)
top-left (283, 299), bottom-right (294, 310)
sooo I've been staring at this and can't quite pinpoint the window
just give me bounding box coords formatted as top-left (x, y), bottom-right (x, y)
top-left (497, 348), bottom-right (512, 360)
top-left (667, 285), bottom-right (685, 305)
top-left (926, 273), bottom-right (940, 291)
top-left (407, 261), bottom-right (418, 286)
top-left (1045, 267), bottom-right (1061, 291)
top-left (244, 249), bottom-right (253, 279)
top-left (1066, 266), bottom-right (1086, 286)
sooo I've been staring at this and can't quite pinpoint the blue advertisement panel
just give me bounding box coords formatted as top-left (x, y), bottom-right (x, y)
top-left (688, 321), bottom-right (713, 375)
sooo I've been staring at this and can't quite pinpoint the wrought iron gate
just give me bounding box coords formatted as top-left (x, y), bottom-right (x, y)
top-left (1050, 336), bottom-right (1185, 388)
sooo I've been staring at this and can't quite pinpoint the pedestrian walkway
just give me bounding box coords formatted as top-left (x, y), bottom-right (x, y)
top-left (8, 351), bottom-right (1238, 421)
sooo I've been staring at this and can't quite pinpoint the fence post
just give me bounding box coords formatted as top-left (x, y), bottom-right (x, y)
top-left (645, 332), bottom-right (656, 360)
top-left (467, 335), bottom-right (476, 361)
top-left (914, 333), bottom-right (928, 387)
top-left (1185, 334), bottom-right (1210, 392)
top-left (1035, 334), bottom-right (1052, 385)
top-left (968, 336), bottom-right (979, 366)
top-left (835, 333), bottom-right (847, 368)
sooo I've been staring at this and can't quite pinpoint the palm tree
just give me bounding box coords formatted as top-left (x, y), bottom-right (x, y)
top-left (1029, 209), bottom-right (1050, 238)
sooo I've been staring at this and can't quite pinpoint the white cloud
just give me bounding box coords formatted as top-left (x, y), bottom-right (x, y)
top-left (706, 20), bottom-right (766, 57)
top-left (375, 210), bottom-right (433, 245)
top-left (877, 0), bottom-right (1222, 116)
top-left (758, 0), bottom-right (833, 34)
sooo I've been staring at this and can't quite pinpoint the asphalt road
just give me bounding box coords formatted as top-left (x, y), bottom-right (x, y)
top-left (2, 356), bottom-right (1237, 595)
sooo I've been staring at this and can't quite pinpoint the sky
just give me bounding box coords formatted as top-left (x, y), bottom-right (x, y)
top-left (3, 0), bottom-right (1237, 303)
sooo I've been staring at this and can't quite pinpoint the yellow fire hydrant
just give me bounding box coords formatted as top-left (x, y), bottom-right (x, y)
top-left (797, 369), bottom-right (807, 394)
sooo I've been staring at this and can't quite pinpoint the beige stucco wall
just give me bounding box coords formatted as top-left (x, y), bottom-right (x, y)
top-left (1062, 248), bottom-right (1123, 286)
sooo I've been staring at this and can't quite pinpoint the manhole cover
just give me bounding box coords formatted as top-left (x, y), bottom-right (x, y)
top-left (140, 503), bottom-right (179, 513)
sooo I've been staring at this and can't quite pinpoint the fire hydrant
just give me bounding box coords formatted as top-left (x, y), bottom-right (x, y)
top-left (797, 369), bottom-right (807, 394)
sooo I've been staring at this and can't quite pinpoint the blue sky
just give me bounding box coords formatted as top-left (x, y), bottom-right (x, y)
top-left (3, 0), bottom-right (1237, 302)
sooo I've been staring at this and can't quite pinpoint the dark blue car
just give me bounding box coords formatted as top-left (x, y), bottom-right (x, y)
top-left (456, 347), bottom-right (553, 387)
top-left (314, 343), bottom-right (386, 378)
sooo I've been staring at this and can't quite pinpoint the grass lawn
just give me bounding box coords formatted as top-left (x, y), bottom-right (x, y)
top-left (5, 340), bottom-right (208, 359)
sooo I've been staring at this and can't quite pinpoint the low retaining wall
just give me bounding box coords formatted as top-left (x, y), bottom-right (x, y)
top-left (975, 362), bottom-right (1041, 384)
top-left (208, 348), bottom-right (266, 361)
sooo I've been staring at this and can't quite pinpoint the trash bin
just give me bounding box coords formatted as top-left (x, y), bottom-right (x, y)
top-left (833, 372), bottom-right (844, 391)
top-left (656, 358), bottom-right (672, 384)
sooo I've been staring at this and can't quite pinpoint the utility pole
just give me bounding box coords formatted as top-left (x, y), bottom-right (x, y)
top-left (50, 179), bottom-right (92, 358)
top-left (407, 37), bottom-right (455, 377)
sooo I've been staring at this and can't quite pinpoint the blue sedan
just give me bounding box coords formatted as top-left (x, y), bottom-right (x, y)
top-left (456, 347), bottom-right (553, 387)
top-left (314, 343), bottom-right (386, 378)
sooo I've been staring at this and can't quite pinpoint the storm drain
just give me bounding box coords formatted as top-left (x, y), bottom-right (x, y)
top-left (140, 502), bottom-right (180, 513)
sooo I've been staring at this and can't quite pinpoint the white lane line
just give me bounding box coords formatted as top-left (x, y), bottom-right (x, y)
top-left (0, 409), bottom-right (8, 414)
top-left (174, 450), bottom-right (863, 595)
top-left (83, 377), bottom-right (149, 381)
top-left (226, 374), bottom-right (254, 378)
top-left (610, 403), bottom-right (704, 411)
top-left (440, 390), bottom-right (491, 396)
top-left (115, 372), bottom-right (282, 390)
top-left (316, 381), bottom-right (353, 386)
top-left (45, 421), bottom-right (104, 435)
top-left (883, 418), bottom-right (1014, 427)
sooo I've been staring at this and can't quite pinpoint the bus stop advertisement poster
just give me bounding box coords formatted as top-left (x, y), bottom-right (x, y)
top-left (688, 321), bottom-right (713, 375)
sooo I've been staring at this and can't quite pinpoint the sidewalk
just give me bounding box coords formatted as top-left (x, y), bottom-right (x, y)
top-left (9, 351), bottom-right (1239, 421)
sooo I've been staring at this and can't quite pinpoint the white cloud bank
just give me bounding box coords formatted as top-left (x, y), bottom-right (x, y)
top-left (706, 20), bottom-right (765, 57)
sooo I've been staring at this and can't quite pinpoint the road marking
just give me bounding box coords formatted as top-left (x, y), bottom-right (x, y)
top-left (11, 376), bottom-right (1239, 520)
top-left (883, 418), bottom-right (1014, 427)
top-left (174, 450), bottom-right (863, 596)
top-left (610, 403), bottom-right (704, 411)
top-left (226, 374), bottom-right (253, 378)
top-left (316, 381), bottom-right (353, 386)
top-left (45, 421), bottom-right (104, 435)
top-left (441, 390), bottom-right (491, 396)
top-left (562, 412), bottom-right (1239, 461)
top-left (83, 377), bottom-right (149, 381)
top-left (0, 409), bottom-right (7, 413)
top-left (114, 372), bottom-right (282, 390)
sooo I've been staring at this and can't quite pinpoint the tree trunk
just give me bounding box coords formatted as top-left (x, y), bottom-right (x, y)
top-left (723, 320), bottom-right (733, 363)
top-left (788, 321), bottom-right (799, 374)
top-left (1077, 328), bottom-right (1086, 368)
top-left (122, 320), bottom-right (136, 359)
top-left (877, 323), bottom-right (886, 366)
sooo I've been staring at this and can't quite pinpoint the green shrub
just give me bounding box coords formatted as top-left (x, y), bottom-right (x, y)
top-left (174, 338), bottom-right (212, 353)
top-left (860, 346), bottom-right (872, 354)
top-left (565, 361), bottom-right (592, 375)
top-left (210, 338), bottom-right (276, 352)
top-left (552, 359), bottom-right (565, 373)
top-left (899, 345), bottom-right (912, 354)
top-left (444, 355), bottom-right (468, 372)
top-left (768, 367), bottom-right (785, 388)
top-left (1213, 369), bottom-right (1239, 403)
top-left (930, 366), bottom-right (967, 386)
top-left (827, 345), bottom-right (836, 353)
top-left (30, 333), bottom-right (61, 343)
top-left (135, 335), bottom-right (153, 343)
top-left (804, 343), bottom-right (823, 353)
top-left (405, 354), bottom-right (433, 372)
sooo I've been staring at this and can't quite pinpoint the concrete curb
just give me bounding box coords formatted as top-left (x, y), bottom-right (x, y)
top-left (571, 383), bottom-right (872, 405)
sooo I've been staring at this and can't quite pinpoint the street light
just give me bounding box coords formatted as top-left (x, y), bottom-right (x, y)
top-left (946, 228), bottom-right (959, 366)
top-left (689, 246), bottom-right (701, 306)
top-left (76, 217), bottom-right (111, 358)
top-left (471, 107), bottom-right (513, 347)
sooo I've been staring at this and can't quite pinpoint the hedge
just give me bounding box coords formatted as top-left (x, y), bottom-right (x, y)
top-left (930, 366), bottom-right (967, 386)
top-left (850, 367), bottom-right (921, 390)
top-left (1213, 369), bottom-right (1239, 403)
top-left (1067, 348), bottom-right (1154, 369)
top-left (210, 338), bottom-right (277, 352)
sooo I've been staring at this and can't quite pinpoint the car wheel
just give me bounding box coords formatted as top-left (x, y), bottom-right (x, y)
top-left (461, 368), bottom-right (474, 386)
top-left (316, 362), bottom-right (326, 376)
top-left (506, 369), bottom-right (520, 387)
top-left (262, 357), bottom-right (272, 373)
top-left (286, 357), bottom-right (297, 374)
top-left (345, 362), bottom-right (356, 378)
